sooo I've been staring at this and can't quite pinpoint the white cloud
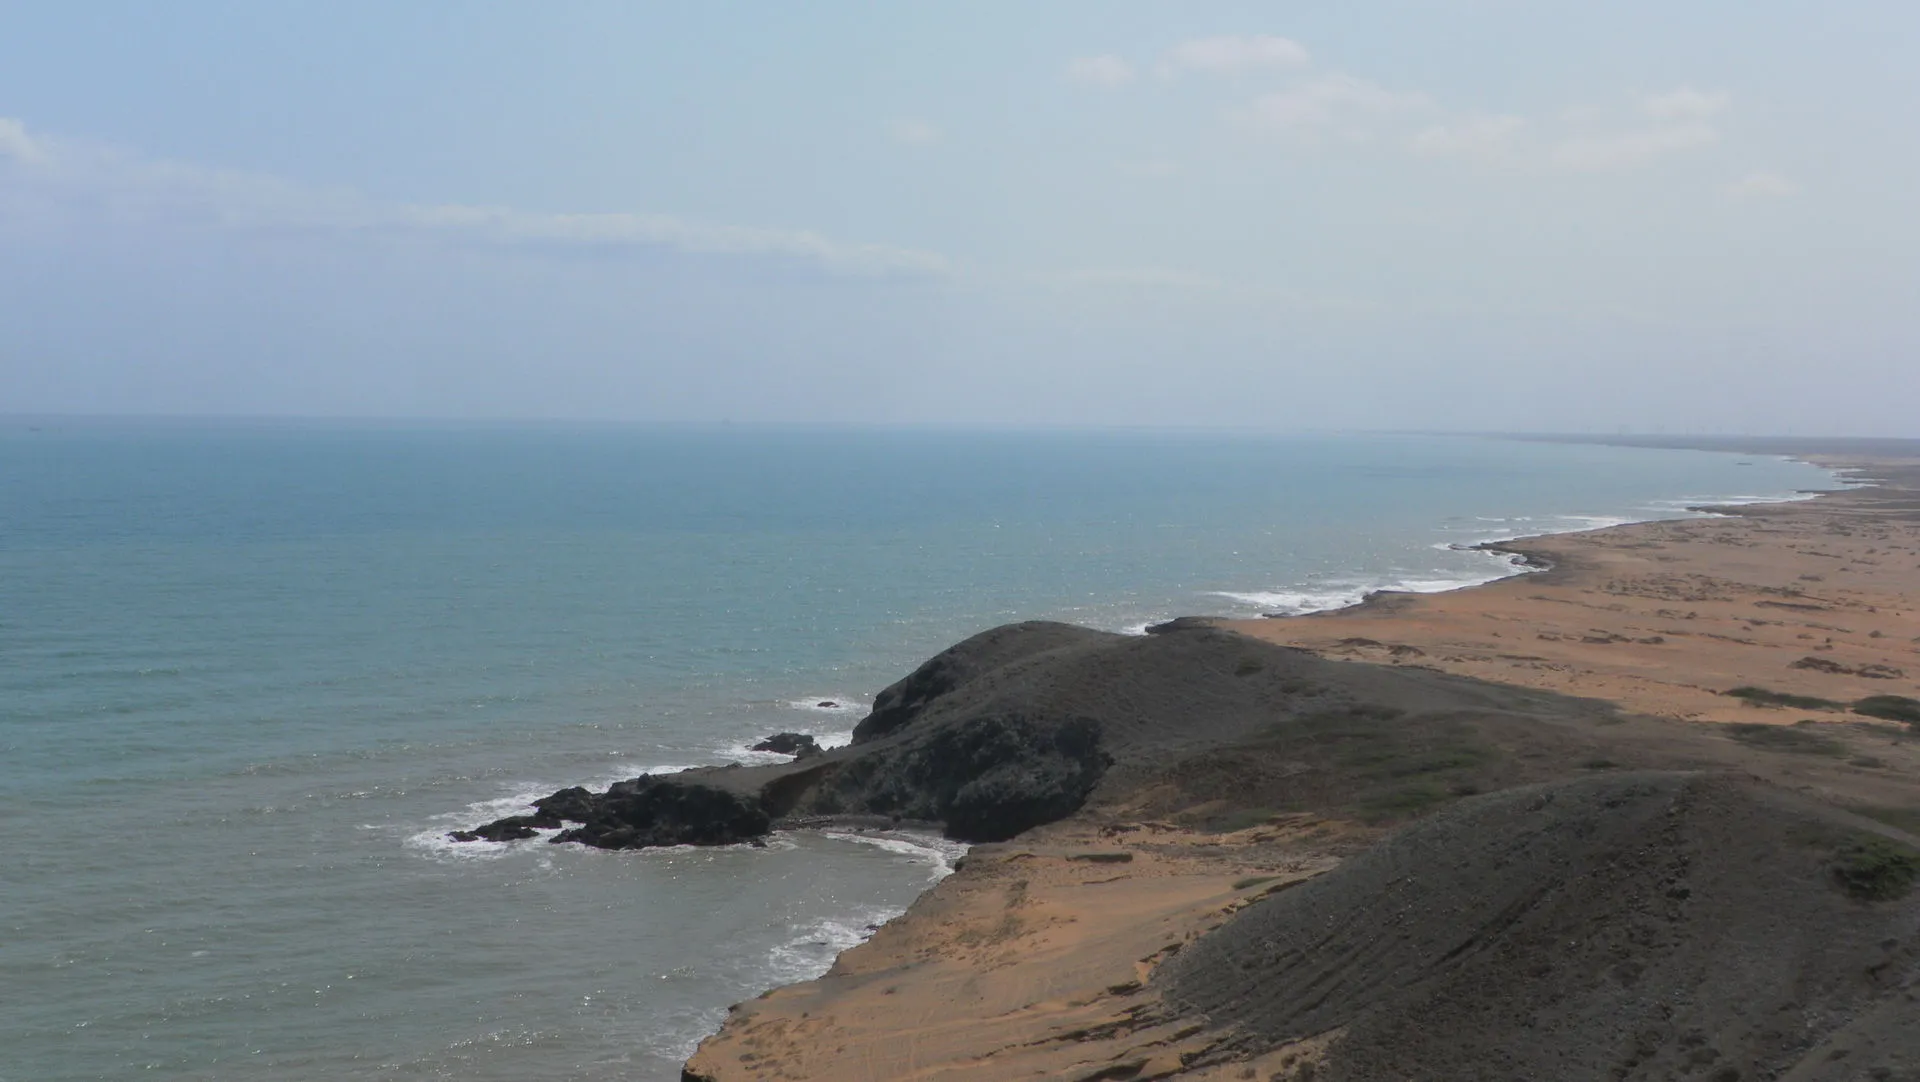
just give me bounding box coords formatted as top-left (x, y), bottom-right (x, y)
top-left (1409, 114), bottom-right (1526, 159)
top-left (1063, 266), bottom-right (1226, 291)
top-left (404, 206), bottom-right (951, 275)
top-left (1726, 170), bottom-right (1799, 198)
top-left (1548, 87), bottom-right (1731, 171)
top-left (0, 117), bottom-right (48, 164)
top-left (1053, 265), bottom-right (1377, 313)
top-left (1551, 124), bottom-right (1718, 170)
top-left (1065, 55), bottom-right (1136, 88)
top-left (0, 119), bottom-right (950, 278)
top-left (1643, 86), bottom-right (1731, 121)
top-left (1165, 35), bottom-right (1310, 74)
top-left (890, 119), bottom-right (941, 146)
top-left (1240, 74), bottom-right (1431, 138)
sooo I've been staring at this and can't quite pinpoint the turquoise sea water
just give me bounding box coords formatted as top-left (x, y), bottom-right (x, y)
top-left (0, 422), bottom-right (1837, 1080)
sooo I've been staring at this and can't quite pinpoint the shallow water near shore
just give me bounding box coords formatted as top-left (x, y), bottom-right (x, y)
top-left (0, 421), bottom-right (1837, 1080)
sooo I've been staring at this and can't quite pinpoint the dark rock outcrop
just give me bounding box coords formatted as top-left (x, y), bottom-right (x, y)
top-left (453, 619), bottom-right (1618, 852)
top-left (447, 817), bottom-right (544, 843)
top-left (851, 622), bottom-right (1109, 744)
top-left (447, 785), bottom-right (601, 841)
top-left (750, 732), bottom-right (823, 758)
top-left (1143, 616), bottom-right (1219, 634)
top-left (532, 786), bottom-right (596, 822)
top-left (451, 775), bottom-right (771, 849)
top-left (549, 776), bottom-right (772, 849)
top-left (805, 711), bottom-right (1108, 843)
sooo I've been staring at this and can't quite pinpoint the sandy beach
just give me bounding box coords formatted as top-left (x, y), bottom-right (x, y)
top-left (683, 444), bottom-right (1920, 1081)
top-left (1231, 449), bottom-right (1920, 734)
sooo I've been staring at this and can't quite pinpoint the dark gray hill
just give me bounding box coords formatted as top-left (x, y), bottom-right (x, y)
top-left (1158, 771), bottom-right (1920, 1081)
top-left (854, 620), bottom-right (1612, 759)
top-left (452, 620), bottom-right (1630, 846)
top-left (797, 620), bottom-right (1626, 838)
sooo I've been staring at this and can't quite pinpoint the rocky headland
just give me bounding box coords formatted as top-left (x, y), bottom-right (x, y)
top-left (452, 618), bottom-right (1634, 853)
top-left (456, 443), bottom-right (1920, 1081)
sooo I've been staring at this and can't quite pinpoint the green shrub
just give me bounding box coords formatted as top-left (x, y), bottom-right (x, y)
top-left (1853, 695), bottom-right (1920, 724)
top-left (1723, 722), bottom-right (1844, 756)
top-left (1831, 836), bottom-right (1920, 901)
top-left (1357, 782), bottom-right (1450, 823)
top-left (1724, 686), bottom-right (1842, 711)
top-left (1206, 807), bottom-right (1287, 833)
top-left (1849, 805), bottom-right (1920, 835)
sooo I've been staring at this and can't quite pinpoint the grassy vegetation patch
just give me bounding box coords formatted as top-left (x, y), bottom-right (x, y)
top-left (1233, 658), bottom-right (1265, 677)
top-left (1723, 723), bottom-right (1845, 756)
top-left (1318, 720), bottom-right (1492, 779)
top-left (1233, 875), bottom-right (1282, 891)
top-left (1724, 686), bottom-right (1843, 711)
top-left (1356, 782), bottom-right (1452, 823)
top-left (1853, 695), bottom-right (1920, 725)
top-left (1173, 705), bottom-right (1506, 830)
top-left (1831, 835), bottom-right (1920, 901)
top-left (1848, 805), bottom-right (1920, 836)
top-left (1296, 707), bottom-right (1499, 824)
top-left (1207, 807), bottom-right (1289, 833)
top-left (1337, 743), bottom-right (1495, 778)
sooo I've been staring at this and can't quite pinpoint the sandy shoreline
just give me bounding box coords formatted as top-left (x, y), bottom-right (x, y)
top-left (1230, 450), bottom-right (1918, 731)
top-left (684, 442), bottom-right (1920, 1081)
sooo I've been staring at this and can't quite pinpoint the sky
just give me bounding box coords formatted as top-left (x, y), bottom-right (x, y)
top-left (1, 1), bottom-right (1916, 434)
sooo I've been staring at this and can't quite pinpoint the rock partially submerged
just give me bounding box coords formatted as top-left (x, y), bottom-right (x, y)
top-left (450, 777), bottom-right (771, 849)
top-left (446, 786), bottom-right (599, 842)
top-left (749, 732), bottom-right (823, 758)
top-left (550, 776), bottom-right (771, 849)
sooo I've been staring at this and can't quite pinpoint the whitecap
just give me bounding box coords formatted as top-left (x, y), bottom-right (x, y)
top-left (403, 761), bottom-right (700, 862)
top-left (718, 727), bottom-right (857, 762)
top-left (762, 904), bottom-right (900, 985)
top-left (636, 1005), bottom-right (734, 1068)
top-left (1206, 587), bottom-right (1375, 616)
top-left (1208, 552), bottom-right (1550, 617)
top-left (817, 828), bottom-right (970, 882)
top-left (402, 822), bottom-right (566, 862)
top-left (724, 744), bottom-right (813, 765)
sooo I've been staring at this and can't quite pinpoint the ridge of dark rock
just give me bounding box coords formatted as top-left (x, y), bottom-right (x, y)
top-left (451, 619), bottom-right (1621, 850)
top-left (749, 732), bottom-right (823, 758)
top-left (851, 621), bottom-right (1110, 744)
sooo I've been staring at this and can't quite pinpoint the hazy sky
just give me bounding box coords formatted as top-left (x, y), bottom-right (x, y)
top-left (2, 2), bottom-right (1915, 433)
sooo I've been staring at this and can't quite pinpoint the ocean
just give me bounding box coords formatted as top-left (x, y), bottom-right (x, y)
top-left (0, 421), bottom-right (1837, 1080)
